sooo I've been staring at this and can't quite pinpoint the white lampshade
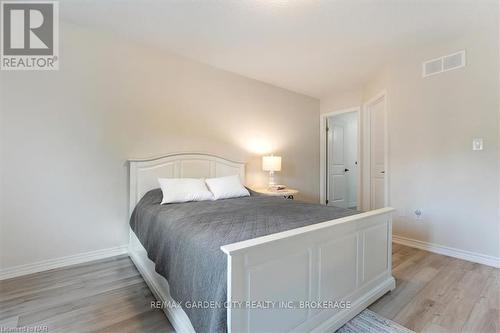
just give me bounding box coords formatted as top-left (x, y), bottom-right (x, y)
top-left (262, 155), bottom-right (282, 172)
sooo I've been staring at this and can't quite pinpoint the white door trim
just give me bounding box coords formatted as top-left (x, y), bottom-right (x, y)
top-left (319, 107), bottom-right (361, 208)
top-left (363, 91), bottom-right (389, 210)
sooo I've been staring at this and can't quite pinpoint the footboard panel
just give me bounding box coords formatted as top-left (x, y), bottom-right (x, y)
top-left (221, 207), bottom-right (395, 333)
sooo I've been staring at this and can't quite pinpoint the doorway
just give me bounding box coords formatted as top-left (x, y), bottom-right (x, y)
top-left (319, 95), bottom-right (388, 211)
top-left (321, 108), bottom-right (361, 209)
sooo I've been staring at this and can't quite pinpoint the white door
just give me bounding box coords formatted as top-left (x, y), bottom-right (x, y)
top-left (370, 98), bottom-right (386, 209)
top-left (327, 118), bottom-right (347, 208)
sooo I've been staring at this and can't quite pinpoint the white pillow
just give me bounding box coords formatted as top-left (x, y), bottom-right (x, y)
top-left (205, 175), bottom-right (250, 200)
top-left (158, 178), bottom-right (213, 204)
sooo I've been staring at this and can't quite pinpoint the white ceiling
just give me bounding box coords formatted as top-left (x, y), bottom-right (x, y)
top-left (61, 0), bottom-right (496, 98)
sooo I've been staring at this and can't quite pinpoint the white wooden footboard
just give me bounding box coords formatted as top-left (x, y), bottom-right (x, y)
top-left (221, 207), bottom-right (395, 333)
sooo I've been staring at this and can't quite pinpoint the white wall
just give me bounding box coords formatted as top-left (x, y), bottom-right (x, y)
top-left (498, 2), bottom-right (500, 260)
top-left (320, 90), bottom-right (362, 114)
top-left (0, 23), bottom-right (320, 270)
top-left (362, 29), bottom-right (499, 259)
top-left (321, 13), bottom-right (499, 261)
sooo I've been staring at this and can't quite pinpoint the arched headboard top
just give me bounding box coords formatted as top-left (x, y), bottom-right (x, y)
top-left (128, 152), bottom-right (246, 215)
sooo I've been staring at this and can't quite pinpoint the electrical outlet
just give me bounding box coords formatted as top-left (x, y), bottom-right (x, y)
top-left (472, 138), bottom-right (483, 151)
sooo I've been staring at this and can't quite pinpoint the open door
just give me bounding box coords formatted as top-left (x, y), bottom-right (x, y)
top-left (327, 118), bottom-right (347, 207)
top-left (327, 111), bottom-right (359, 208)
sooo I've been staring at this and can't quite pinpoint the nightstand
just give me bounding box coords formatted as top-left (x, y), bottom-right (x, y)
top-left (251, 188), bottom-right (299, 200)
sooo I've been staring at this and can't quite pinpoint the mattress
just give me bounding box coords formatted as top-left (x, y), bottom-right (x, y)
top-left (130, 189), bottom-right (358, 333)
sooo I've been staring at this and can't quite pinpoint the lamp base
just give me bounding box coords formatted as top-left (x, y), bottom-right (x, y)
top-left (268, 170), bottom-right (276, 189)
top-left (267, 171), bottom-right (286, 190)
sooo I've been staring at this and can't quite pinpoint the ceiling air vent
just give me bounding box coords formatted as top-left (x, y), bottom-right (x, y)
top-left (422, 50), bottom-right (466, 78)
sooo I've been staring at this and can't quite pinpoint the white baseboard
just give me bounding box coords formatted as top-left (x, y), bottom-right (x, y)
top-left (0, 245), bottom-right (129, 280)
top-left (393, 235), bottom-right (500, 268)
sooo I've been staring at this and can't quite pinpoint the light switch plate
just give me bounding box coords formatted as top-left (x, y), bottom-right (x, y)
top-left (472, 138), bottom-right (483, 151)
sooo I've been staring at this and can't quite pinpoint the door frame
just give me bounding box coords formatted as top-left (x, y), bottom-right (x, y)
top-left (363, 90), bottom-right (389, 210)
top-left (319, 106), bottom-right (361, 209)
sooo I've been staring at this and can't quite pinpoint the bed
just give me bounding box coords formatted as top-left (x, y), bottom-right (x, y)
top-left (128, 153), bottom-right (395, 333)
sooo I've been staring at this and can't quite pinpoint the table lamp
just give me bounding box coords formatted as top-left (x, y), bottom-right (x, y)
top-left (262, 155), bottom-right (281, 189)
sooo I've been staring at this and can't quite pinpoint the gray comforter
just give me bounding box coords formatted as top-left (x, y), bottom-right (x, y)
top-left (130, 189), bottom-right (357, 333)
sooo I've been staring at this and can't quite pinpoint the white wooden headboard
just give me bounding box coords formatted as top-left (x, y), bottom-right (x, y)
top-left (128, 152), bottom-right (246, 215)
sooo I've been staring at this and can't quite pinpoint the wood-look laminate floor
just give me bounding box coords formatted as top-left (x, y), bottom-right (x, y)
top-left (370, 244), bottom-right (499, 333)
top-left (0, 244), bottom-right (498, 332)
top-left (0, 255), bottom-right (174, 333)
